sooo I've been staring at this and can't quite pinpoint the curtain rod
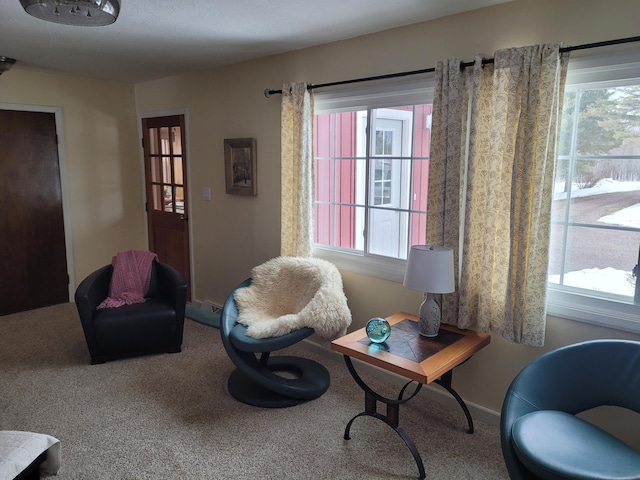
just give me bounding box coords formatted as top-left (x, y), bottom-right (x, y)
top-left (263, 35), bottom-right (640, 98)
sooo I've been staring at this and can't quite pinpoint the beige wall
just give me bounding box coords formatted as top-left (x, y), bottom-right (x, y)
top-left (0, 69), bottom-right (144, 284)
top-left (2, 0), bottom-right (639, 444)
top-left (134, 0), bottom-right (640, 444)
top-left (134, 0), bottom-right (640, 308)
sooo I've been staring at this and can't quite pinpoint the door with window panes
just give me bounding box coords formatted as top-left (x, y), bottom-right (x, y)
top-left (142, 115), bottom-right (191, 300)
top-left (367, 109), bottom-right (412, 258)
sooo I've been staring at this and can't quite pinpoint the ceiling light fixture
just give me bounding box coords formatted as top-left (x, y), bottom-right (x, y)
top-left (0, 57), bottom-right (16, 75)
top-left (20, 0), bottom-right (121, 26)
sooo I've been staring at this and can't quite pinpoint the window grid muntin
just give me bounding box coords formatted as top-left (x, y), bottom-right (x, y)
top-left (314, 104), bottom-right (428, 260)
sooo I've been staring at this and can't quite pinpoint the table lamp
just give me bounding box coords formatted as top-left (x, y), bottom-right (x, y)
top-left (403, 245), bottom-right (455, 337)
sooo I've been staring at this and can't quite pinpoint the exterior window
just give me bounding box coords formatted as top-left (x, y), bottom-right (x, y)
top-left (550, 84), bottom-right (640, 298)
top-left (311, 66), bottom-right (640, 332)
top-left (548, 78), bottom-right (640, 330)
top-left (314, 103), bottom-right (431, 261)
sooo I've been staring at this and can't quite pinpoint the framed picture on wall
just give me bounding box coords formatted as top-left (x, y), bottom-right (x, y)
top-left (224, 138), bottom-right (257, 196)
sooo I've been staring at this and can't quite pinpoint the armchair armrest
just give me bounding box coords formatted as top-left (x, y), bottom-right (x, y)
top-left (154, 262), bottom-right (187, 316)
top-left (74, 265), bottom-right (112, 317)
top-left (74, 265), bottom-right (112, 361)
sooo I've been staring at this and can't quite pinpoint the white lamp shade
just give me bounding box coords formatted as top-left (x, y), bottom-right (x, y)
top-left (403, 245), bottom-right (455, 293)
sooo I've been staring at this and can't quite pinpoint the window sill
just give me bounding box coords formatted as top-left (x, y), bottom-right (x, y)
top-left (315, 247), bottom-right (640, 336)
top-left (546, 287), bottom-right (640, 335)
top-left (313, 246), bottom-right (407, 283)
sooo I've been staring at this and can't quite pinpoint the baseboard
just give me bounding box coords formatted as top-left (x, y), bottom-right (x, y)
top-left (189, 299), bottom-right (222, 315)
top-left (304, 339), bottom-right (501, 428)
top-left (185, 301), bottom-right (221, 328)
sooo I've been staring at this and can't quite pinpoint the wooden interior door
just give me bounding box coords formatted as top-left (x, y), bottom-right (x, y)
top-left (0, 109), bottom-right (69, 315)
top-left (142, 115), bottom-right (191, 300)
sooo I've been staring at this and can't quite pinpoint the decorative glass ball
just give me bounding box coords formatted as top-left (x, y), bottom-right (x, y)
top-left (366, 317), bottom-right (391, 343)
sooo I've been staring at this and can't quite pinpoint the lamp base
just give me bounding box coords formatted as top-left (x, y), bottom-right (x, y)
top-left (418, 293), bottom-right (440, 337)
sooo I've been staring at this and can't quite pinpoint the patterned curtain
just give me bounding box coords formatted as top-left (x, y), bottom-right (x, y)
top-left (427, 56), bottom-right (473, 332)
top-left (428, 45), bottom-right (568, 346)
top-left (280, 83), bottom-right (314, 257)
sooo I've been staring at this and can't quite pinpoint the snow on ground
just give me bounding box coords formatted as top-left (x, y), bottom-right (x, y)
top-left (554, 178), bottom-right (640, 227)
top-left (555, 178), bottom-right (640, 201)
top-left (552, 178), bottom-right (639, 296)
top-left (549, 268), bottom-right (635, 297)
top-left (600, 203), bottom-right (640, 228)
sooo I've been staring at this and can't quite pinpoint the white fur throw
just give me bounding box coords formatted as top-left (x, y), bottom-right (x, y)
top-left (235, 256), bottom-right (352, 340)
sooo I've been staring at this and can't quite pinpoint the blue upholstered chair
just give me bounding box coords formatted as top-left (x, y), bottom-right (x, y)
top-left (220, 278), bottom-right (331, 408)
top-left (500, 339), bottom-right (640, 480)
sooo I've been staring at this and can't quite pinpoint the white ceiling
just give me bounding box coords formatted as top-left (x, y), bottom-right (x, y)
top-left (0, 0), bottom-right (512, 84)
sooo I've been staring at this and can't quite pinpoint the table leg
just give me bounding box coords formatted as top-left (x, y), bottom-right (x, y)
top-left (433, 370), bottom-right (474, 434)
top-left (342, 356), bottom-right (426, 480)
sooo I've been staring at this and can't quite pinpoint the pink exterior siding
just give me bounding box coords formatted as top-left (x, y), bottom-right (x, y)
top-left (411, 104), bottom-right (431, 246)
top-left (314, 112), bottom-right (357, 248)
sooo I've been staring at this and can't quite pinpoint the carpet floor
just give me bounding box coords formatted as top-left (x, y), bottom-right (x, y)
top-left (0, 303), bottom-right (508, 479)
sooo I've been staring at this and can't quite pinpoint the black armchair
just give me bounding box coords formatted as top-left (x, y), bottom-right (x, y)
top-left (500, 339), bottom-right (640, 479)
top-left (75, 260), bottom-right (187, 364)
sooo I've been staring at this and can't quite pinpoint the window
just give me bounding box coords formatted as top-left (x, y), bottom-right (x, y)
top-left (313, 58), bottom-right (640, 334)
top-left (147, 124), bottom-right (185, 214)
top-left (313, 81), bottom-right (433, 279)
top-left (546, 54), bottom-right (640, 333)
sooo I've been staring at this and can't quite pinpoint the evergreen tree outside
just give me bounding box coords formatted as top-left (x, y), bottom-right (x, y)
top-left (557, 85), bottom-right (640, 191)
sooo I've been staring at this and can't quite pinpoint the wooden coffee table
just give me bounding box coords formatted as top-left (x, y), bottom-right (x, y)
top-left (331, 312), bottom-right (490, 480)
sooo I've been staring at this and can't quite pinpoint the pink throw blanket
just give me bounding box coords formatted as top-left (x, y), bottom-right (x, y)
top-left (97, 250), bottom-right (158, 309)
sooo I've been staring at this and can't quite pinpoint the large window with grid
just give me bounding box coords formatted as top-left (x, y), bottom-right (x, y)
top-left (546, 55), bottom-right (640, 332)
top-left (313, 64), bottom-right (640, 333)
top-left (313, 82), bottom-right (434, 278)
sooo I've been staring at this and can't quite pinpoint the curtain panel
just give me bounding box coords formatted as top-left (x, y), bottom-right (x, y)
top-left (280, 83), bottom-right (314, 257)
top-left (428, 45), bottom-right (569, 346)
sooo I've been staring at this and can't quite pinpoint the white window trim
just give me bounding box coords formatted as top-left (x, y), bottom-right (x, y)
top-left (546, 288), bottom-right (640, 334)
top-left (314, 78), bottom-right (435, 114)
top-left (314, 245), bottom-right (407, 282)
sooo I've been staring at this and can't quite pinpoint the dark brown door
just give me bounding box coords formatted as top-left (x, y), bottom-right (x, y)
top-left (142, 115), bottom-right (191, 300)
top-left (0, 110), bottom-right (69, 315)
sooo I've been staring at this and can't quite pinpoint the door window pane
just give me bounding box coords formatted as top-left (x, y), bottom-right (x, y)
top-left (162, 157), bottom-right (172, 183)
top-left (174, 186), bottom-right (184, 214)
top-left (149, 128), bottom-right (159, 155)
top-left (160, 127), bottom-right (170, 155)
top-left (171, 126), bottom-right (182, 155)
top-left (173, 158), bottom-right (183, 186)
top-left (150, 157), bottom-right (162, 183)
top-left (151, 184), bottom-right (164, 211)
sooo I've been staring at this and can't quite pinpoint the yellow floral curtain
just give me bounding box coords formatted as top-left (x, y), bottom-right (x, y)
top-left (428, 45), bottom-right (569, 346)
top-left (280, 82), bottom-right (314, 257)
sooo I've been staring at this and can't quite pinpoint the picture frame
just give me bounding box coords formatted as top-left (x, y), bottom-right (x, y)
top-left (224, 138), bottom-right (257, 196)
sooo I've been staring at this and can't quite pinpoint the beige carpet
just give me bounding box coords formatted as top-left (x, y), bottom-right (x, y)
top-left (0, 303), bottom-right (508, 479)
